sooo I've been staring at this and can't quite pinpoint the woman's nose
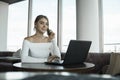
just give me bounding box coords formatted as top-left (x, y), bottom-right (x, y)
top-left (43, 24), bottom-right (46, 27)
top-left (43, 24), bottom-right (47, 28)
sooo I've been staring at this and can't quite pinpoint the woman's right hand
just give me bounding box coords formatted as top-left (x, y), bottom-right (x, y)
top-left (47, 55), bottom-right (60, 62)
top-left (47, 30), bottom-right (55, 42)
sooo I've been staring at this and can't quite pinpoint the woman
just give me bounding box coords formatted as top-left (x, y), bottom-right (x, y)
top-left (21, 15), bottom-right (61, 63)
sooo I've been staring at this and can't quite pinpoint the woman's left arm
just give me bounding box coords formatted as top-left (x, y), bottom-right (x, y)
top-left (51, 39), bottom-right (61, 59)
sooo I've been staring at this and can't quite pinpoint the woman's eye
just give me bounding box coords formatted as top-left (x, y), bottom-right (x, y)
top-left (40, 22), bottom-right (43, 24)
top-left (39, 21), bottom-right (48, 26)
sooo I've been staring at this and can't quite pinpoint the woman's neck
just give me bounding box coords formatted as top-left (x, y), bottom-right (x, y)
top-left (34, 32), bottom-right (44, 38)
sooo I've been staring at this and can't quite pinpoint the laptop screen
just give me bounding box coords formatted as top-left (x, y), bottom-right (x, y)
top-left (63, 40), bottom-right (92, 65)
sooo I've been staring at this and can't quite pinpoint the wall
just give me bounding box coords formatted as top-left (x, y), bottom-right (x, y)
top-left (76, 0), bottom-right (103, 52)
top-left (0, 1), bottom-right (9, 51)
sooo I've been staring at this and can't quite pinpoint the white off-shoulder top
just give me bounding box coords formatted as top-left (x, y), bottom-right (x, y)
top-left (21, 39), bottom-right (61, 63)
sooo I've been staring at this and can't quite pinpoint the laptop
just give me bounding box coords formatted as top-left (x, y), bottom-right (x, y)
top-left (45, 40), bottom-right (92, 67)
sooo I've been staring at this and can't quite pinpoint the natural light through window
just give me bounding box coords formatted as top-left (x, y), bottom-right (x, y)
top-left (31, 0), bottom-right (57, 41)
top-left (103, 0), bottom-right (120, 52)
top-left (7, 0), bottom-right (28, 51)
top-left (61, 0), bottom-right (76, 52)
top-left (7, 0), bottom-right (76, 52)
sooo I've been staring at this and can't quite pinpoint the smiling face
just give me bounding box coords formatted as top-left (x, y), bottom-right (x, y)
top-left (35, 18), bottom-right (48, 34)
top-left (34, 15), bottom-right (49, 34)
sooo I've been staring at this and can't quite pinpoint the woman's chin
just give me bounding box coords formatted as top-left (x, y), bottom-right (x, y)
top-left (41, 31), bottom-right (46, 34)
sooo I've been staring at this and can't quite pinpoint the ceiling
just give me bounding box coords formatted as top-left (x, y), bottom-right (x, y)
top-left (0, 0), bottom-right (24, 4)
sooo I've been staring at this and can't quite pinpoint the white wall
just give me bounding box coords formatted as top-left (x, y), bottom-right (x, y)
top-left (76, 0), bottom-right (103, 52)
top-left (0, 1), bottom-right (9, 51)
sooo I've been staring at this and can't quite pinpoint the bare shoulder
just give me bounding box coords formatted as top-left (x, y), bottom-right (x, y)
top-left (24, 36), bottom-right (33, 42)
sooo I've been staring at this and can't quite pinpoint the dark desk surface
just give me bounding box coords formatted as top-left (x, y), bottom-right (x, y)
top-left (13, 62), bottom-right (95, 73)
top-left (0, 72), bottom-right (119, 80)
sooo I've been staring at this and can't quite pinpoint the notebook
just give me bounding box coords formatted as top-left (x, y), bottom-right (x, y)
top-left (45, 40), bottom-right (92, 67)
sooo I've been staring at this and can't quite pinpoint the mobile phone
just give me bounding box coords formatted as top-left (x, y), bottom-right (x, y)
top-left (47, 29), bottom-right (52, 36)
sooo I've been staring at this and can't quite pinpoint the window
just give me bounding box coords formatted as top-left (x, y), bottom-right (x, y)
top-left (7, 0), bottom-right (28, 51)
top-left (31, 0), bottom-right (58, 42)
top-left (7, 0), bottom-right (76, 52)
top-left (103, 0), bottom-right (120, 52)
top-left (61, 0), bottom-right (76, 52)
top-left (29, 0), bottom-right (76, 52)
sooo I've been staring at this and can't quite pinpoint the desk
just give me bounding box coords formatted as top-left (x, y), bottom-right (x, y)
top-left (13, 62), bottom-right (95, 74)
